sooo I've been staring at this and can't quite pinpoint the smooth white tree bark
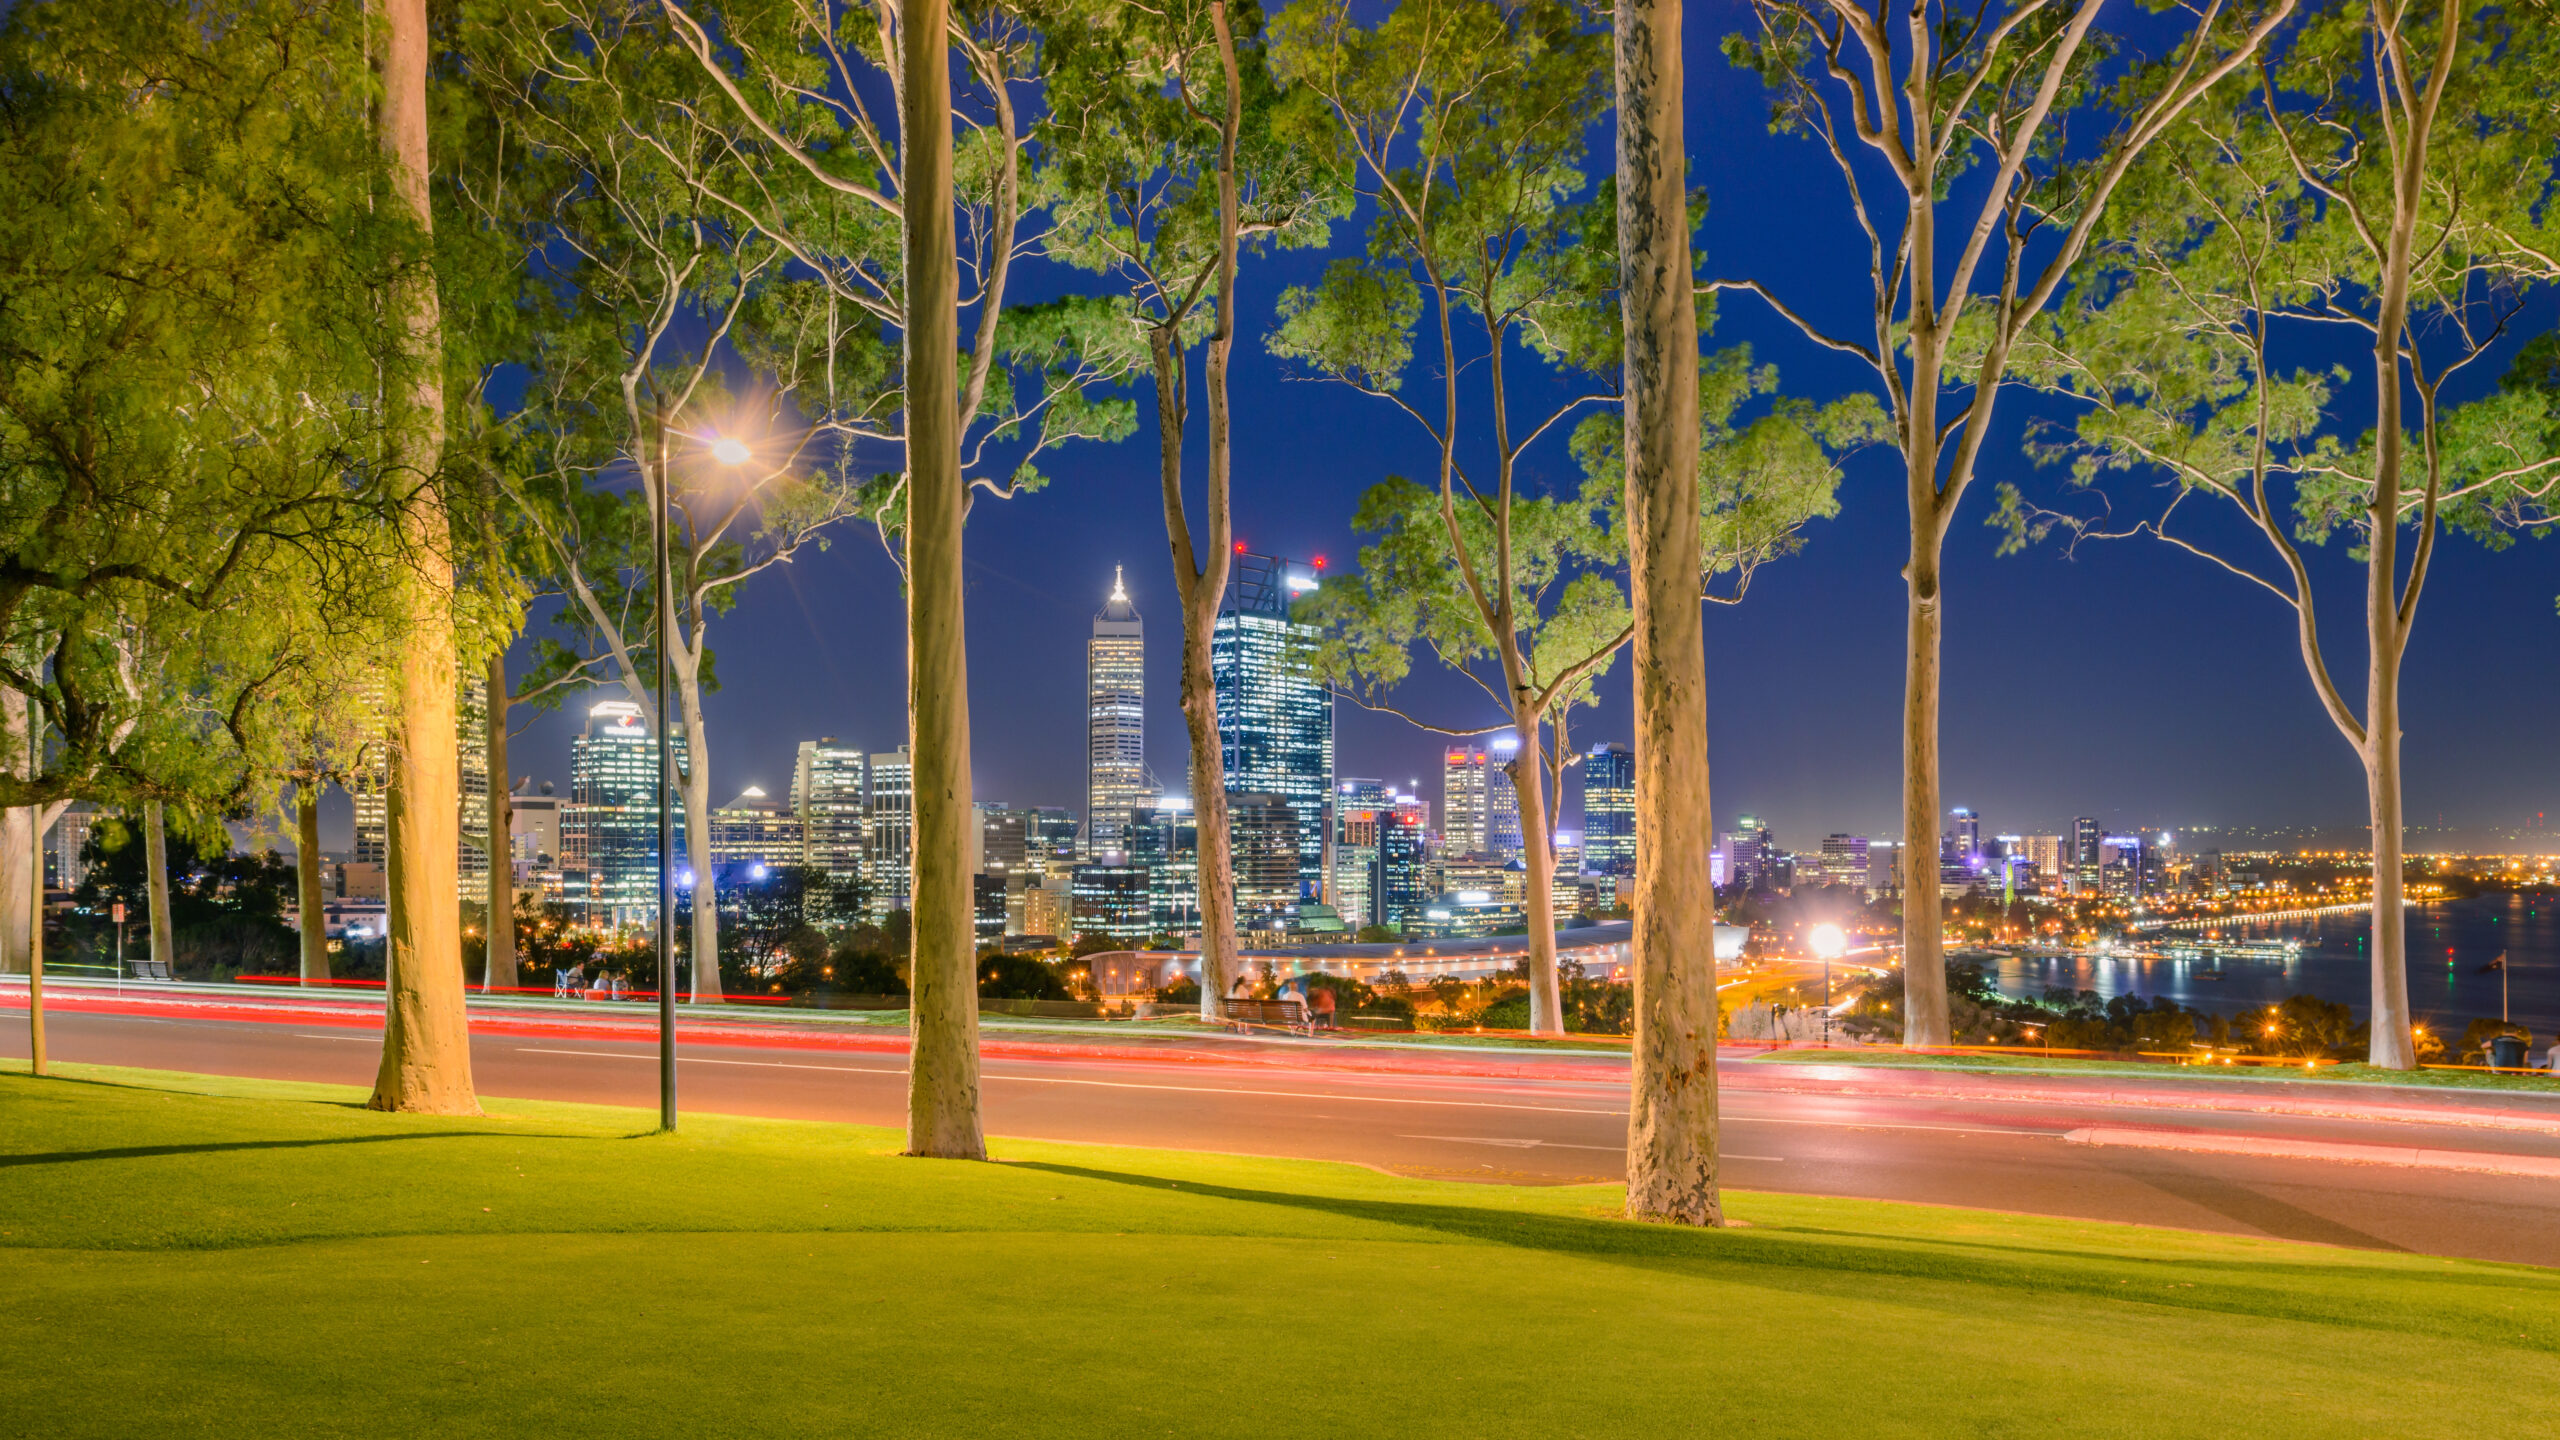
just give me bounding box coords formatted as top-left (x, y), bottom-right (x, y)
top-left (1617, 0), bottom-right (1722, 1226)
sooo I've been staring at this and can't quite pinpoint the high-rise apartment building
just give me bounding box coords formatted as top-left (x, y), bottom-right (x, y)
top-left (1580, 743), bottom-right (1635, 878)
top-left (866, 746), bottom-right (913, 918)
top-left (1213, 551), bottom-right (1333, 900)
top-left (562, 699), bottom-right (683, 926)
top-left (1086, 568), bottom-right (1148, 855)
top-left (791, 740), bottom-right (867, 902)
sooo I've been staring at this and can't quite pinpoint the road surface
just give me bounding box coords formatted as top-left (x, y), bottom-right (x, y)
top-left (7, 985), bottom-right (2558, 1266)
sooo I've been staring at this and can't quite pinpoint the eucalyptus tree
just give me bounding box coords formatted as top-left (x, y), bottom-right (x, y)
top-left (0, 0), bottom-right (421, 1060)
top-left (1615, 0), bottom-right (1717, 1226)
top-left (1037, 0), bottom-right (1342, 1017)
top-left (1265, 0), bottom-right (1628, 1035)
top-left (459, 0), bottom-right (878, 1003)
top-left (655, 0), bottom-right (1136, 1155)
top-left (364, 0), bottom-right (483, 1115)
top-left (1996, 0), bottom-right (2560, 1067)
top-left (1719, 0), bottom-right (2299, 1046)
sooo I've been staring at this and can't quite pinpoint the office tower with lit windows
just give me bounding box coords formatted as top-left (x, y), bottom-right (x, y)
top-left (791, 740), bottom-right (867, 903)
top-left (1086, 568), bottom-right (1148, 854)
top-left (563, 698), bottom-right (683, 926)
top-left (1818, 834), bottom-right (1869, 888)
top-left (2072, 815), bottom-right (2102, 894)
top-left (1226, 791), bottom-right (1302, 924)
top-left (711, 787), bottom-right (804, 869)
top-left (457, 675), bottom-right (489, 899)
top-left (976, 804), bottom-right (1031, 876)
top-left (1027, 806), bottom-right (1080, 862)
top-left (1722, 815), bottom-right (1772, 890)
top-left (1581, 743), bottom-right (1635, 877)
top-left (1442, 747), bottom-right (1489, 855)
top-left (866, 746), bottom-right (914, 918)
top-left (1212, 551), bottom-right (1334, 898)
top-left (1947, 807), bottom-right (1982, 863)
top-left (1378, 792), bottom-right (1432, 931)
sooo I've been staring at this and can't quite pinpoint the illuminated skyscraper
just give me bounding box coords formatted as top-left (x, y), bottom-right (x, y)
top-left (792, 739), bottom-right (867, 906)
top-left (1580, 743), bottom-right (1635, 877)
top-left (867, 746), bottom-right (913, 919)
top-left (1212, 550), bottom-right (1333, 898)
top-left (1086, 567), bottom-right (1147, 855)
top-left (563, 698), bottom-right (683, 926)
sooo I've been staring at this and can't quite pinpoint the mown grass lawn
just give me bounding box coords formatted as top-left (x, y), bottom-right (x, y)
top-left (3, 1061), bottom-right (2555, 1438)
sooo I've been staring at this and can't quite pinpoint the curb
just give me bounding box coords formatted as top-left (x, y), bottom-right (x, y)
top-left (2062, 1126), bottom-right (2560, 1177)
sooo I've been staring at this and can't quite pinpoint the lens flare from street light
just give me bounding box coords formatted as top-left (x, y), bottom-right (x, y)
top-left (1808, 922), bottom-right (1848, 960)
top-left (710, 435), bottom-right (752, 466)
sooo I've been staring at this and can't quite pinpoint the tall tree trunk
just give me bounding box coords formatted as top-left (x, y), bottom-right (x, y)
top-left (1180, 8), bottom-right (1247, 1020)
top-left (1509, 725), bottom-right (1563, 1034)
top-left (1151, 333), bottom-right (1241, 1016)
top-left (144, 800), bottom-right (174, 975)
top-left (2363, 207), bottom-right (2419, 1071)
top-left (0, 690), bottom-right (28, 976)
top-left (1616, 0), bottom-right (1720, 1226)
top-left (25, 786), bottom-right (40, 1076)
top-left (900, 0), bottom-right (983, 1161)
top-left (677, 680), bottom-right (721, 1001)
top-left (368, 0), bottom-right (476, 1115)
top-left (296, 781), bottom-right (330, 985)
top-left (19, 698), bottom-right (40, 1074)
top-left (483, 653), bottom-right (514, 993)
top-left (1900, 513), bottom-right (1950, 1046)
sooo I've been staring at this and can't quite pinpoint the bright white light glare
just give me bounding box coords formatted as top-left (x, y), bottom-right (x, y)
top-left (1808, 922), bottom-right (1848, 960)
top-left (1284, 574), bottom-right (1319, 592)
top-left (710, 436), bottom-right (752, 466)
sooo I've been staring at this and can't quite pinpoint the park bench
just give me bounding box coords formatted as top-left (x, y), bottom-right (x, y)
top-left (1216, 997), bottom-right (1308, 1032)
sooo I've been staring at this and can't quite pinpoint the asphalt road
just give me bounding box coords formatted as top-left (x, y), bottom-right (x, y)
top-left (9, 994), bottom-right (2560, 1267)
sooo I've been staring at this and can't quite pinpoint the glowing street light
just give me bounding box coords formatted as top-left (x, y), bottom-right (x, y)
top-left (710, 434), bottom-right (752, 467)
top-left (1808, 923), bottom-right (1847, 1048)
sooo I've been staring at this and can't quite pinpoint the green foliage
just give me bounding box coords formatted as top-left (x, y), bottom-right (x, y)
top-left (977, 953), bottom-right (1073, 1001)
top-left (0, 0), bottom-right (419, 817)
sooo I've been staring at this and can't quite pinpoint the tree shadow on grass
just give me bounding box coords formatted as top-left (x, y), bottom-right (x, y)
top-left (0, 1132), bottom-right (548, 1169)
top-left (1016, 1161), bottom-right (2555, 1346)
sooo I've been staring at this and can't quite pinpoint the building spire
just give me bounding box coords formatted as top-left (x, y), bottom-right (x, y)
top-left (1111, 564), bottom-right (1126, 603)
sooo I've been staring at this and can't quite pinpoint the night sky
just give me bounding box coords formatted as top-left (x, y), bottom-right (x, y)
top-left (334, 2), bottom-right (2560, 856)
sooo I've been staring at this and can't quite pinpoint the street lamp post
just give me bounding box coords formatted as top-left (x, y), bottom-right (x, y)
top-left (1808, 922), bottom-right (1847, 1050)
top-left (654, 415), bottom-right (679, 1133)
top-left (652, 427), bottom-right (753, 1133)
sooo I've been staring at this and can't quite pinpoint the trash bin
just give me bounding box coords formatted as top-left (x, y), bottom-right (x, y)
top-left (2489, 1034), bottom-right (2528, 1071)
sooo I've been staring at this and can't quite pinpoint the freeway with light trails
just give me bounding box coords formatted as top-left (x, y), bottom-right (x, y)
top-left (8, 978), bottom-right (2560, 1267)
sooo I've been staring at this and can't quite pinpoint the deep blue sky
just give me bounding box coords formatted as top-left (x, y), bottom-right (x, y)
top-left (429, 1), bottom-right (2560, 859)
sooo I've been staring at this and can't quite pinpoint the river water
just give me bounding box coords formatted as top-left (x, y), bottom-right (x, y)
top-left (1984, 894), bottom-right (2560, 1039)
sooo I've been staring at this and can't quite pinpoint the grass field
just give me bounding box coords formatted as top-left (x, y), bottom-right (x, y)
top-left (4, 1061), bottom-right (2556, 1438)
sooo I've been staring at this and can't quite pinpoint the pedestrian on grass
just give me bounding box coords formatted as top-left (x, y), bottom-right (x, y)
top-left (1311, 983), bottom-right (1338, 1034)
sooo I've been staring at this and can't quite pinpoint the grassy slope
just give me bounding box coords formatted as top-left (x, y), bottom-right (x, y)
top-left (3, 1062), bottom-right (2556, 1439)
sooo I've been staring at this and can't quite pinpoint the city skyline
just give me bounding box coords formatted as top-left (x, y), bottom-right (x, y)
top-left (291, 533), bottom-right (2560, 858)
